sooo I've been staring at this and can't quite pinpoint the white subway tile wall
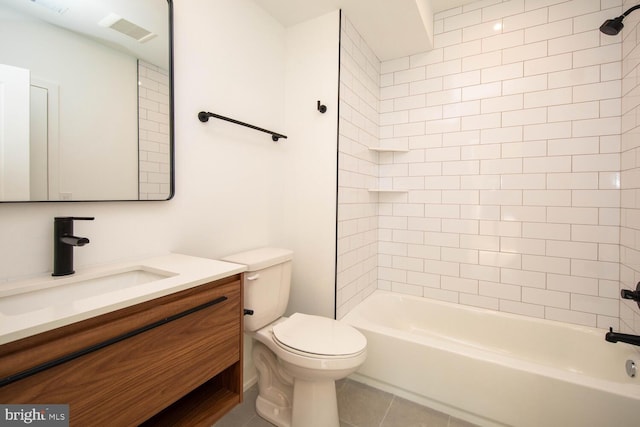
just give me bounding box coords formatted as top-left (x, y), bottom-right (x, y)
top-left (336, 0), bottom-right (637, 331)
top-left (336, 16), bottom-right (380, 319)
top-left (376, 0), bottom-right (624, 328)
top-left (138, 60), bottom-right (171, 200)
top-left (620, 0), bottom-right (640, 334)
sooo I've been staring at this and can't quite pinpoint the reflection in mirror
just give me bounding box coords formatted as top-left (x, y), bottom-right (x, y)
top-left (0, 0), bottom-right (173, 202)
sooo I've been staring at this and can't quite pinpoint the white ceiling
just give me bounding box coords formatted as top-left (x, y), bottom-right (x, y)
top-left (1, 0), bottom-right (168, 68)
top-left (253, 0), bottom-right (477, 61)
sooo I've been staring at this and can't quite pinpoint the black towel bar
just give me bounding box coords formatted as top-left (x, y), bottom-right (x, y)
top-left (198, 111), bottom-right (287, 142)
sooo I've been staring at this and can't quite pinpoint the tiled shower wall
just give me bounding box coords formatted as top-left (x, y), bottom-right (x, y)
top-left (138, 60), bottom-right (171, 200)
top-left (337, 0), bottom-right (631, 329)
top-left (377, 0), bottom-right (622, 328)
top-left (620, 0), bottom-right (640, 334)
top-left (336, 16), bottom-right (380, 319)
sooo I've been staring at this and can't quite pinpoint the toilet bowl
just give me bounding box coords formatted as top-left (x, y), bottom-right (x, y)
top-left (252, 314), bottom-right (366, 427)
top-left (222, 248), bottom-right (367, 427)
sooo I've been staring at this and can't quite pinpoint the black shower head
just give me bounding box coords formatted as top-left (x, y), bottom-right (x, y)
top-left (600, 4), bottom-right (640, 36)
top-left (600, 16), bottom-right (625, 35)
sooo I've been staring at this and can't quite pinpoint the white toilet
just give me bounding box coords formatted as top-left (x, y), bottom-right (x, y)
top-left (222, 247), bottom-right (367, 427)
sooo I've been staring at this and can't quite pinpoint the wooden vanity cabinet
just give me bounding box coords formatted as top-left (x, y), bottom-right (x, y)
top-left (0, 274), bottom-right (243, 426)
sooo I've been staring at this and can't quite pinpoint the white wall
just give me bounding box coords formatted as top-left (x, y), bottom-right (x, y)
top-left (279, 10), bottom-right (340, 318)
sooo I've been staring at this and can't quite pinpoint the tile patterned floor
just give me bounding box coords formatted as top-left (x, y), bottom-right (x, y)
top-left (213, 379), bottom-right (480, 427)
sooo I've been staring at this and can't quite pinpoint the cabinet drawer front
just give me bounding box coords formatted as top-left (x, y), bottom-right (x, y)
top-left (0, 280), bottom-right (240, 426)
top-left (0, 275), bottom-right (241, 378)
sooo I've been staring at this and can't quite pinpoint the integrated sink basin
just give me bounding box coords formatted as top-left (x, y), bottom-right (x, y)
top-left (0, 267), bottom-right (176, 316)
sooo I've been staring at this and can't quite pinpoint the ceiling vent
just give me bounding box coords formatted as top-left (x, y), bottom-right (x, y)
top-left (98, 13), bottom-right (157, 43)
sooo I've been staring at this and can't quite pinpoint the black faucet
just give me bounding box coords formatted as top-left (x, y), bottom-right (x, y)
top-left (52, 217), bottom-right (94, 276)
top-left (605, 327), bottom-right (640, 347)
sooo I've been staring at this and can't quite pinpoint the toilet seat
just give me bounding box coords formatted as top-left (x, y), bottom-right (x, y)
top-left (272, 313), bottom-right (366, 357)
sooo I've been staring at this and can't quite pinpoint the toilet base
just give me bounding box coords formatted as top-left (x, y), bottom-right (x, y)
top-left (252, 341), bottom-right (340, 427)
top-left (253, 342), bottom-right (293, 427)
top-left (255, 379), bottom-right (340, 427)
top-left (291, 378), bottom-right (339, 427)
top-left (256, 395), bottom-right (292, 427)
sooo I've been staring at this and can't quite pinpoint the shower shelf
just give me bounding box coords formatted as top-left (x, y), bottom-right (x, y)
top-left (368, 147), bottom-right (409, 192)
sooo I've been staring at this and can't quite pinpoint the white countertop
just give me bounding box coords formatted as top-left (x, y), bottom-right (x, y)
top-left (0, 253), bottom-right (246, 345)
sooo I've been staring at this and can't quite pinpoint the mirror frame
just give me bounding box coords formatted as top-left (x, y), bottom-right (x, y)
top-left (1, 0), bottom-right (175, 203)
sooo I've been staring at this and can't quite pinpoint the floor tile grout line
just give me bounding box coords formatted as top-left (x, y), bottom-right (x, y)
top-left (378, 394), bottom-right (396, 427)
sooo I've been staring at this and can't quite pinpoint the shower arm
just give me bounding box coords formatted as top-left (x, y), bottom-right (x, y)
top-left (622, 4), bottom-right (640, 18)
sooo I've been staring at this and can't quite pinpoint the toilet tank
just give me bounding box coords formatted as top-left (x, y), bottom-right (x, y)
top-left (222, 248), bottom-right (293, 331)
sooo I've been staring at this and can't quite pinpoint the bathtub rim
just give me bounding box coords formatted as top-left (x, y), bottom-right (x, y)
top-left (345, 290), bottom-right (621, 336)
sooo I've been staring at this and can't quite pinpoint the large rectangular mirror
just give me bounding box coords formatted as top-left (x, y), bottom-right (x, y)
top-left (0, 0), bottom-right (173, 202)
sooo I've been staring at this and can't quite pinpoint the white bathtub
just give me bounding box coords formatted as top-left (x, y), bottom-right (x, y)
top-left (341, 290), bottom-right (640, 427)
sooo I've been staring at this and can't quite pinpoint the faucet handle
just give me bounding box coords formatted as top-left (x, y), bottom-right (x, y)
top-left (620, 282), bottom-right (640, 309)
top-left (54, 216), bottom-right (95, 221)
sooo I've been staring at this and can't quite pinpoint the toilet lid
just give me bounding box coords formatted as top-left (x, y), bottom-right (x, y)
top-left (272, 313), bottom-right (366, 356)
